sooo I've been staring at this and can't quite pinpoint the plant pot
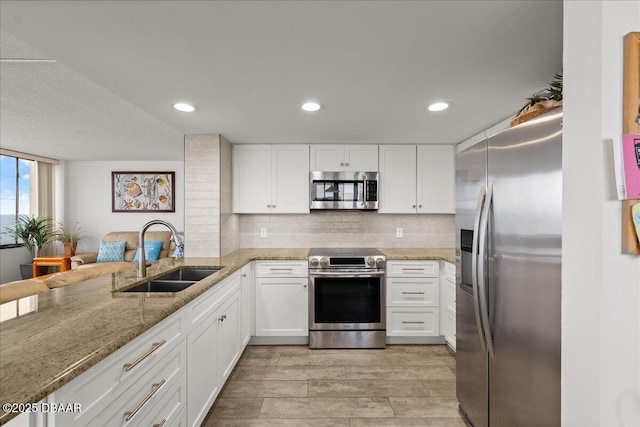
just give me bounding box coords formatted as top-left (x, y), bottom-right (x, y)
top-left (64, 242), bottom-right (77, 257)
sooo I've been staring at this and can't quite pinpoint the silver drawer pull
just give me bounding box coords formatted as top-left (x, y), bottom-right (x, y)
top-left (124, 379), bottom-right (166, 421)
top-left (124, 340), bottom-right (166, 372)
top-left (401, 291), bottom-right (425, 295)
top-left (402, 321), bottom-right (425, 324)
top-left (153, 419), bottom-right (167, 427)
top-left (269, 268), bottom-right (294, 271)
top-left (402, 268), bottom-right (425, 271)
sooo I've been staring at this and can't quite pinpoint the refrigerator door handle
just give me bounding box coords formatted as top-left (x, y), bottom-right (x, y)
top-left (472, 184), bottom-right (488, 352)
top-left (478, 182), bottom-right (495, 358)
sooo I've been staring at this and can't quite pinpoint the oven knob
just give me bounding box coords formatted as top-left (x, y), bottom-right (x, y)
top-left (310, 258), bottom-right (319, 267)
top-left (375, 258), bottom-right (385, 269)
top-left (367, 257), bottom-right (375, 267)
top-left (320, 257), bottom-right (329, 267)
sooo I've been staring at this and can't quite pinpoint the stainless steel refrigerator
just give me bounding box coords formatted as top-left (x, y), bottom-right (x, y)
top-left (455, 109), bottom-right (562, 427)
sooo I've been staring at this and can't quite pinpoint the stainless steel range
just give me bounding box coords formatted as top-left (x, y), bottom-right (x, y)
top-left (308, 248), bottom-right (386, 349)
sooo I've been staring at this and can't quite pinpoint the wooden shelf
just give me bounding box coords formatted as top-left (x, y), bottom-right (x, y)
top-left (622, 32), bottom-right (640, 255)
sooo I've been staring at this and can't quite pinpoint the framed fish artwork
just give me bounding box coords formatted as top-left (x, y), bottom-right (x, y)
top-left (112, 171), bottom-right (175, 212)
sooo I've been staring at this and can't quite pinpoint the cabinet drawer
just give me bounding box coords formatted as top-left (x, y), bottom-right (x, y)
top-left (137, 372), bottom-right (186, 427)
top-left (386, 307), bottom-right (439, 336)
top-left (188, 270), bottom-right (241, 327)
top-left (387, 261), bottom-right (439, 278)
top-left (387, 277), bottom-right (439, 306)
top-left (54, 311), bottom-right (186, 426)
top-left (87, 339), bottom-right (186, 426)
top-left (445, 281), bottom-right (456, 314)
top-left (255, 261), bottom-right (308, 278)
top-left (171, 405), bottom-right (188, 427)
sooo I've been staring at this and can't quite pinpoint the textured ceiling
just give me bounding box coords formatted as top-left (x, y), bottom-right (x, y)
top-left (0, 1), bottom-right (562, 161)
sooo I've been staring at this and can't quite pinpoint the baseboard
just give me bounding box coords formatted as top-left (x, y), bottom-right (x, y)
top-left (386, 335), bottom-right (447, 345)
top-left (248, 336), bottom-right (309, 345)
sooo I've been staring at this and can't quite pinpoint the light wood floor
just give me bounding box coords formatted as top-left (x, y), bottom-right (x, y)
top-left (202, 344), bottom-right (465, 426)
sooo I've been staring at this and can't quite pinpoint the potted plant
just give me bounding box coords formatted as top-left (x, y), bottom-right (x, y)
top-left (511, 73), bottom-right (563, 127)
top-left (54, 221), bottom-right (83, 257)
top-left (4, 215), bottom-right (54, 279)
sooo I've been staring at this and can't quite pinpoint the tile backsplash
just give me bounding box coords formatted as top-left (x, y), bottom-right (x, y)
top-left (239, 211), bottom-right (454, 248)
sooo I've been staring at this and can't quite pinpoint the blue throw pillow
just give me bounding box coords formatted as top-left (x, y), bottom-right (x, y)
top-left (96, 241), bottom-right (126, 263)
top-left (133, 240), bottom-right (164, 262)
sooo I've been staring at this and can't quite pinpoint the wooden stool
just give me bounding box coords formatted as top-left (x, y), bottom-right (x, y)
top-left (32, 255), bottom-right (71, 277)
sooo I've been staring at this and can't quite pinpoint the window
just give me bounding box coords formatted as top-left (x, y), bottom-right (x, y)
top-left (0, 155), bottom-right (34, 246)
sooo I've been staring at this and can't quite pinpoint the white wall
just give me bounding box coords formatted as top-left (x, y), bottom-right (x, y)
top-left (66, 160), bottom-right (184, 253)
top-left (563, 2), bottom-right (640, 426)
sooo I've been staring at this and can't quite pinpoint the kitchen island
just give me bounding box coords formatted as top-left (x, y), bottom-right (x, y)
top-left (0, 247), bottom-right (453, 425)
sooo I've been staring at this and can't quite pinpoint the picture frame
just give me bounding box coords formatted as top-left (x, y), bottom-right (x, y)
top-left (112, 171), bottom-right (175, 212)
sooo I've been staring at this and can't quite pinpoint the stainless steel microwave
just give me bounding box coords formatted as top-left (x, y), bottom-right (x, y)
top-left (310, 171), bottom-right (378, 210)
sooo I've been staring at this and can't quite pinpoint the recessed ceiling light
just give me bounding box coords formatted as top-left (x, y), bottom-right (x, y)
top-left (172, 102), bottom-right (196, 112)
top-left (301, 101), bottom-right (321, 112)
top-left (428, 102), bottom-right (449, 112)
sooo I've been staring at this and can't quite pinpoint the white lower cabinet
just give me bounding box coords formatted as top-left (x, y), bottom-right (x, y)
top-left (187, 272), bottom-right (242, 427)
top-left (53, 309), bottom-right (187, 426)
top-left (88, 339), bottom-right (187, 426)
top-left (241, 262), bottom-right (255, 347)
top-left (440, 261), bottom-right (456, 352)
top-left (255, 277), bottom-right (308, 336)
top-left (386, 261), bottom-right (440, 341)
top-left (255, 261), bottom-right (308, 337)
top-left (47, 269), bottom-right (244, 427)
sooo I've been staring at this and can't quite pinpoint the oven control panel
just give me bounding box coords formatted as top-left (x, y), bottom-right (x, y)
top-left (308, 255), bottom-right (386, 270)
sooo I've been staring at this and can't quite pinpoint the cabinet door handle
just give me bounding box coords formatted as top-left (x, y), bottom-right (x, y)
top-left (269, 268), bottom-right (293, 271)
top-left (124, 340), bottom-right (166, 372)
top-left (412, 205), bottom-right (416, 208)
top-left (340, 162), bottom-right (344, 166)
top-left (303, 284), bottom-right (307, 288)
top-left (418, 204), bottom-right (422, 208)
top-left (402, 321), bottom-right (425, 324)
top-left (401, 268), bottom-right (425, 271)
top-left (153, 419), bottom-right (167, 427)
top-left (242, 274), bottom-right (247, 277)
top-left (345, 162), bottom-right (349, 166)
top-left (220, 314), bottom-right (227, 321)
top-left (124, 379), bottom-right (166, 421)
top-left (401, 291), bottom-right (425, 295)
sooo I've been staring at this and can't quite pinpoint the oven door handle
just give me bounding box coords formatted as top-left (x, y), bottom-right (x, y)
top-left (309, 271), bottom-right (386, 277)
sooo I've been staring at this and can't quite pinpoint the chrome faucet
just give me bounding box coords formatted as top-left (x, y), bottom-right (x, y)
top-left (138, 220), bottom-right (184, 278)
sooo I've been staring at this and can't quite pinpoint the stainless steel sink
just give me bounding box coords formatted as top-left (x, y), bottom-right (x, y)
top-left (117, 268), bottom-right (221, 293)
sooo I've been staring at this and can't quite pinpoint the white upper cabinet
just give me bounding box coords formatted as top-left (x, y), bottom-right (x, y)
top-left (233, 145), bottom-right (272, 213)
top-left (379, 145), bottom-right (417, 213)
top-left (378, 144), bottom-right (454, 213)
top-left (417, 145), bottom-right (455, 213)
top-left (310, 144), bottom-right (378, 171)
top-left (233, 144), bottom-right (309, 213)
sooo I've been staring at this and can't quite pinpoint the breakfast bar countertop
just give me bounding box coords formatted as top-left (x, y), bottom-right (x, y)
top-left (0, 247), bottom-right (453, 425)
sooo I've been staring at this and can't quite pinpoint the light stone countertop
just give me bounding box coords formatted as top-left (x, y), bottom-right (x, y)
top-left (380, 248), bottom-right (455, 264)
top-left (0, 247), bottom-right (453, 425)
